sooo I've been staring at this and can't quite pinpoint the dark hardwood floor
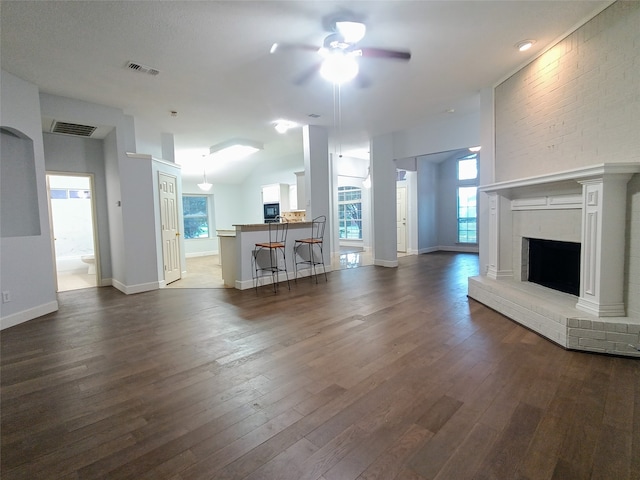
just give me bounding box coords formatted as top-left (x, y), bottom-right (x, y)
top-left (1, 252), bottom-right (638, 480)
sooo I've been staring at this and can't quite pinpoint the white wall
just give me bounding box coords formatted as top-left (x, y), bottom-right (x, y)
top-left (0, 70), bottom-right (58, 329)
top-left (134, 117), bottom-right (176, 162)
top-left (478, 87), bottom-right (495, 275)
top-left (416, 159), bottom-right (438, 252)
top-left (392, 110), bottom-right (481, 161)
top-left (495, 1), bottom-right (640, 181)
top-left (103, 129), bottom-right (125, 284)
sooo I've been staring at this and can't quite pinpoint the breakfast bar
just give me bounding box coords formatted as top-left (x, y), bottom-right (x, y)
top-left (218, 222), bottom-right (319, 289)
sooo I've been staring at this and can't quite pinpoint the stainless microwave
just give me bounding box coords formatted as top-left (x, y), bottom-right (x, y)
top-left (263, 203), bottom-right (280, 223)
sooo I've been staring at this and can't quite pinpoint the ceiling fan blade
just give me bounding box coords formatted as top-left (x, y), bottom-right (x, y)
top-left (271, 42), bottom-right (319, 55)
top-left (359, 47), bottom-right (411, 60)
top-left (293, 62), bottom-right (321, 86)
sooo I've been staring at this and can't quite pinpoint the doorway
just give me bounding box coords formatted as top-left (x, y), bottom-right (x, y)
top-left (46, 173), bottom-right (99, 291)
top-left (396, 185), bottom-right (407, 253)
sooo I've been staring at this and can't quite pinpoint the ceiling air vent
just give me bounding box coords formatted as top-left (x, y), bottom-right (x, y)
top-left (51, 121), bottom-right (97, 137)
top-left (125, 61), bottom-right (160, 76)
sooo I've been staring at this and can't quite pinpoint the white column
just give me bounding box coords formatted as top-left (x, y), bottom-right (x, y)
top-left (486, 192), bottom-right (513, 279)
top-left (302, 125), bottom-right (331, 264)
top-left (370, 133), bottom-right (398, 267)
top-left (576, 174), bottom-right (632, 317)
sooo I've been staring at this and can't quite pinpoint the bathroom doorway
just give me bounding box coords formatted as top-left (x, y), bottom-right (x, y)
top-left (46, 173), bottom-right (100, 291)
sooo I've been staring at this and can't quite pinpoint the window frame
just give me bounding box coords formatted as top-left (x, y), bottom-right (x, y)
top-left (337, 185), bottom-right (363, 240)
top-left (456, 153), bottom-right (478, 244)
top-left (182, 194), bottom-right (211, 239)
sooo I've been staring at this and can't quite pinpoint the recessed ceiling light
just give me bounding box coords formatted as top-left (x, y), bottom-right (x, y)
top-left (274, 119), bottom-right (297, 134)
top-left (516, 40), bottom-right (536, 52)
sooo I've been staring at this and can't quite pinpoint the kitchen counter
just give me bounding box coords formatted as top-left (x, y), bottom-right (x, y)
top-left (217, 222), bottom-right (321, 289)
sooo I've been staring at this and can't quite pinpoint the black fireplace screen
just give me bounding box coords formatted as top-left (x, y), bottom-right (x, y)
top-left (528, 238), bottom-right (581, 296)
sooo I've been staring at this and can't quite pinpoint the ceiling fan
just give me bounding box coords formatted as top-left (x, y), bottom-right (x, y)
top-left (271, 15), bottom-right (411, 86)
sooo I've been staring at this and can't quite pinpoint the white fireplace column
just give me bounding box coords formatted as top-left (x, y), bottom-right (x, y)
top-left (576, 173), bottom-right (634, 317)
top-left (486, 192), bottom-right (513, 279)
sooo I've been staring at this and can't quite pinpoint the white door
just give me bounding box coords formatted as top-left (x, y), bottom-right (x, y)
top-left (159, 172), bottom-right (181, 285)
top-left (396, 186), bottom-right (407, 253)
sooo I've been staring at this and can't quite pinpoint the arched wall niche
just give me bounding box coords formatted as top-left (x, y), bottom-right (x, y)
top-left (1, 126), bottom-right (41, 237)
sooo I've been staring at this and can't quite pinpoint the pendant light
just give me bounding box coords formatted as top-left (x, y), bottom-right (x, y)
top-left (198, 167), bottom-right (212, 192)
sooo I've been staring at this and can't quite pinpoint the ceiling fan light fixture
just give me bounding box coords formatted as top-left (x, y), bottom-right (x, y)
top-left (336, 21), bottom-right (366, 44)
top-left (320, 53), bottom-right (359, 84)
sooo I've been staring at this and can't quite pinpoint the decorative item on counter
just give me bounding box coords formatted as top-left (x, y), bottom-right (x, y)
top-left (281, 210), bottom-right (306, 223)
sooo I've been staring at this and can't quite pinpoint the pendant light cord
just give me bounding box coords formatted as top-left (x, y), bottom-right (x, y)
top-left (333, 83), bottom-right (343, 158)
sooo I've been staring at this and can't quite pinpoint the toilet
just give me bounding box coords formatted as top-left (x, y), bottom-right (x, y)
top-left (81, 255), bottom-right (96, 275)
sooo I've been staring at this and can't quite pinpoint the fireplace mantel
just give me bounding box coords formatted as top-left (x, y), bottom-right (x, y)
top-left (480, 163), bottom-right (639, 198)
top-left (469, 162), bottom-right (640, 357)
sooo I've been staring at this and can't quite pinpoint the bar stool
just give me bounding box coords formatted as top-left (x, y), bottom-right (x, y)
top-left (294, 215), bottom-right (327, 283)
top-left (252, 217), bottom-right (290, 293)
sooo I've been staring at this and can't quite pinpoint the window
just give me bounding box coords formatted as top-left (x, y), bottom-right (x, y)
top-left (338, 186), bottom-right (362, 240)
top-left (183, 195), bottom-right (209, 239)
top-left (456, 154), bottom-right (478, 244)
top-left (458, 156), bottom-right (478, 180)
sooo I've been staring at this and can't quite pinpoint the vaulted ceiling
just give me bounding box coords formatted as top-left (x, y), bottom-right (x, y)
top-left (1, 1), bottom-right (611, 183)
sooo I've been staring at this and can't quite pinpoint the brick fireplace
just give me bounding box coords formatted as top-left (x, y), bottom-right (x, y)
top-left (468, 163), bottom-right (640, 357)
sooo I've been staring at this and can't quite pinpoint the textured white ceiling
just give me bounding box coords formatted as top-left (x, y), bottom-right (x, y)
top-left (1, 1), bottom-right (611, 184)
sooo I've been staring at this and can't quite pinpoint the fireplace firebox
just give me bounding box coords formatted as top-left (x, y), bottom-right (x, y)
top-left (527, 238), bottom-right (581, 296)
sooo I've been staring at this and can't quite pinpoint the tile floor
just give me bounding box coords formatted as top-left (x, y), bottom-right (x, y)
top-left (55, 248), bottom-right (385, 291)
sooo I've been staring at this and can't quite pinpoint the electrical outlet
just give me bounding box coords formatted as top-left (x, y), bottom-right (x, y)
top-left (2, 291), bottom-right (10, 303)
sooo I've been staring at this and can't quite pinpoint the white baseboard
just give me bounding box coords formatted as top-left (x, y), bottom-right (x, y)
top-left (112, 279), bottom-right (160, 295)
top-left (374, 258), bottom-right (398, 267)
top-left (185, 251), bottom-right (218, 258)
top-left (236, 266), bottom-right (332, 290)
top-left (1, 300), bottom-right (59, 330)
top-left (438, 245), bottom-right (479, 253)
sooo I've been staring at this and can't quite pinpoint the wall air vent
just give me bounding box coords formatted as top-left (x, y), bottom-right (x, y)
top-left (51, 121), bottom-right (97, 137)
top-left (125, 61), bottom-right (160, 76)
